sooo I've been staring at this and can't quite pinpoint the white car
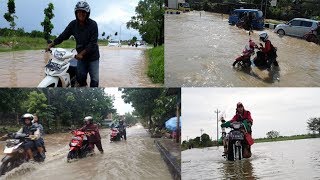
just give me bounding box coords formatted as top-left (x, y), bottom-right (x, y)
top-left (108, 40), bottom-right (121, 47)
top-left (274, 18), bottom-right (319, 38)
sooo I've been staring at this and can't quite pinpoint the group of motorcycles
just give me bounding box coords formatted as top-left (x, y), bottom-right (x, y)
top-left (0, 126), bottom-right (126, 176)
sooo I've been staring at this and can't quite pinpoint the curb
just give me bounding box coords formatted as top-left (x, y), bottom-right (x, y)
top-left (154, 139), bottom-right (181, 180)
top-left (265, 23), bottom-right (277, 29)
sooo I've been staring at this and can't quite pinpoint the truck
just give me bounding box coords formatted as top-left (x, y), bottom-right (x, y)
top-left (167, 0), bottom-right (191, 12)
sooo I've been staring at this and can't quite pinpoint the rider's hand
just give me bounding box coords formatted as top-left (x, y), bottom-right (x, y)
top-left (75, 54), bottom-right (84, 60)
top-left (45, 43), bottom-right (54, 52)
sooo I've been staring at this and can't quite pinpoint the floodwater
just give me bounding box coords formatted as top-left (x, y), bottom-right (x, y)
top-left (0, 124), bottom-right (172, 180)
top-left (0, 46), bottom-right (156, 87)
top-left (182, 138), bottom-right (320, 179)
top-left (165, 11), bottom-right (320, 87)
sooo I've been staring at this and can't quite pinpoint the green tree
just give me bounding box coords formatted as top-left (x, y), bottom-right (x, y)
top-left (200, 133), bottom-right (212, 146)
top-left (124, 112), bottom-right (139, 125)
top-left (307, 117), bottom-right (320, 134)
top-left (127, 0), bottom-right (164, 47)
top-left (41, 3), bottom-right (55, 40)
top-left (266, 130), bottom-right (280, 139)
top-left (4, 0), bottom-right (17, 30)
top-left (102, 32), bottom-right (105, 37)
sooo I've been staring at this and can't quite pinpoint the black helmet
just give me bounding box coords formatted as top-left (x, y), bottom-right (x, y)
top-left (75, 1), bottom-right (90, 19)
top-left (21, 113), bottom-right (33, 125)
top-left (119, 120), bottom-right (124, 125)
top-left (84, 116), bottom-right (93, 124)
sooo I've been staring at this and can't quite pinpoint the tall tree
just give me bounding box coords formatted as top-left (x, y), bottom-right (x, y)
top-left (266, 130), bottom-right (280, 139)
top-left (41, 3), bottom-right (55, 40)
top-left (127, 0), bottom-right (164, 47)
top-left (3, 0), bottom-right (17, 30)
top-left (307, 117), bottom-right (320, 134)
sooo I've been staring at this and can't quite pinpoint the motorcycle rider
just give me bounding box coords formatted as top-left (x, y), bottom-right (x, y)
top-left (46, 1), bottom-right (100, 87)
top-left (221, 102), bottom-right (253, 157)
top-left (17, 113), bottom-right (45, 162)
top-left (79, 116), bottom-right (104, 154)
top-left (32, 113), bottom-right (44, 136)
top-left (257, 32), bottom-right (279, 70)
top-left (118, 120), bottom-right (127, 140)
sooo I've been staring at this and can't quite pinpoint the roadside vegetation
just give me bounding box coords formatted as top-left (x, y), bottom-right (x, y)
top-left (146, 45), bottom-right (164, 84)
top-left (184, 0), bottom-right (320, 21)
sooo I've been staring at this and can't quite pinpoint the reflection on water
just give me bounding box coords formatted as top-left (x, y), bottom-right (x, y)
top-left (0, 125), bottom-right (171, 180)
top-left (165, 11), bottom-right (320, 87)
top-left (0, 47), bottom-right (155, 87)
top-left (182, 138), bottom-right (320, 179)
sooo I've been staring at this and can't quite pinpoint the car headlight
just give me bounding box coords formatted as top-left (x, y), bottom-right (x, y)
top-left (54, 50), bottom-right (66, 60)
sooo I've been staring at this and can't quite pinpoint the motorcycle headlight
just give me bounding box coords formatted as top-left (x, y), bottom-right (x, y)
top-left (6, 139), bottom-right (20, 147)
top-left (54, 50), bottom-right (66, 60)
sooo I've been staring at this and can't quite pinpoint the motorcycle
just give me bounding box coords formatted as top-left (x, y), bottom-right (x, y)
top-left (303, 29), bottom-right (319, 44)
top-left (0, 133), bottom-right (46, 176)
top-left (67, 130), bottom-right (93, 162)
top-left (38, 47), bottom-right (78, 87)
top-left (223, 122), bottom-right (246, 161)
top-left (110, 128), bottom-right (121, 142)
top-left (232, 39), bottom-right (256, 69)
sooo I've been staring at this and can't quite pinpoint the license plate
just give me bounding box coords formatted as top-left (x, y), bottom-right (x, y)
top-left (46, 61), bottom-right (62, 70)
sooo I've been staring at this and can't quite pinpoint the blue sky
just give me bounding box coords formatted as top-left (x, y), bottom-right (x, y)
top-left (182, 88), bottom-right (320, 140)
top-left (0, 0), bottom-right (141, 40)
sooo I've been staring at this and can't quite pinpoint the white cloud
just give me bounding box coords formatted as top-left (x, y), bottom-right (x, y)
top-left (104, 88), bottom-right (134, 115)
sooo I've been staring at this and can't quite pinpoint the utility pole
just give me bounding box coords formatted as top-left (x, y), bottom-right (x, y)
top-left (200, 128), bottom-right (204, 141)
top-left (215, 109), bottom-right (220, 146)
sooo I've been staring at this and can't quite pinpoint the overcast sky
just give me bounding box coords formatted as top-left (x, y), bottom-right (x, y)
top-left (0, 0), bottom-right (141, 40)
top-left (182, 88), bottom-right (320, 141)
top-left (104, 88), bottom-right (134, 115)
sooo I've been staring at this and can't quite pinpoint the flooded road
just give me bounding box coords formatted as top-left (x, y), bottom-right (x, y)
top-left (0, 124), bottom-right (172, 180)
top-left (0, 46), bottom-right (156, 87)
top-left (182, 138), bottom-right (320, 179)
top-left (165, 11), bottom-right (320, 87)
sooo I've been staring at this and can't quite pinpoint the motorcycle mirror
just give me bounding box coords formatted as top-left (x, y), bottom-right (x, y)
top-left (47, 40), bottom-right (52, 44)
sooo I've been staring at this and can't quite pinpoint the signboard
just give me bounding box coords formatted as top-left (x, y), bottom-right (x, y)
top-left (271, 0), bottom-right (277, 6)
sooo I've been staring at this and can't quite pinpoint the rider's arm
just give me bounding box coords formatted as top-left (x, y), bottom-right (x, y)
top-left (246, 111), bottom-right (253, 124)
top-left (83, 21), bottom-right (99, 56)
top-left (16, 128), bottom-right (23, 134)
top-left (53, 21), bottom-right (75, 46)
top-left (31, 128), bottom-right (41, 140)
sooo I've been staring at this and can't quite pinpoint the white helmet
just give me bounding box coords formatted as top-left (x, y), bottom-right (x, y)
top-left (259, 32), bottom-right (268, 42)
top-left (21, 113), bottom-right (34, 124)
top-left (84, 116), bottom-right (93, 124)
top-left (75, 1), bottom-right (90, 19)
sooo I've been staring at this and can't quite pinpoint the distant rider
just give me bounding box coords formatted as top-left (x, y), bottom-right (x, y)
top-left (258, 32), bottom-right (279, 69)
top-left (118, 120), bottom-right (127, 140)
top-left (79, 116), bottom-right (104, 154)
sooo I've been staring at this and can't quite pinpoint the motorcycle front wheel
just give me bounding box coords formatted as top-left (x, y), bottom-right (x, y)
top-left (0, 156), bottom-right (16, 176)
top-left (227, 140), bottom-right (235, 161)
top-left (67, 151), bottom-right (77, 162)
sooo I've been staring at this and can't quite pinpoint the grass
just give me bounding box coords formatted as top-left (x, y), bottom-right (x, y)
top-left (254, 134), bottom-right (320, 143)
top-left (0, 36), bottom-right (76, 52)
top-left (146, 45), bottom-right (164, 84)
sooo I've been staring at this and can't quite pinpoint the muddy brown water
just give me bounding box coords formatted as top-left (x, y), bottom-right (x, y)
top-left (0, 46), bottom-right (156, 87)
top-left (182, 138), bottom-right (320, 179)
top-left (165, 11), bottom-right (320, 87)
top-left (0, 124), bottom-right (171, 180)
